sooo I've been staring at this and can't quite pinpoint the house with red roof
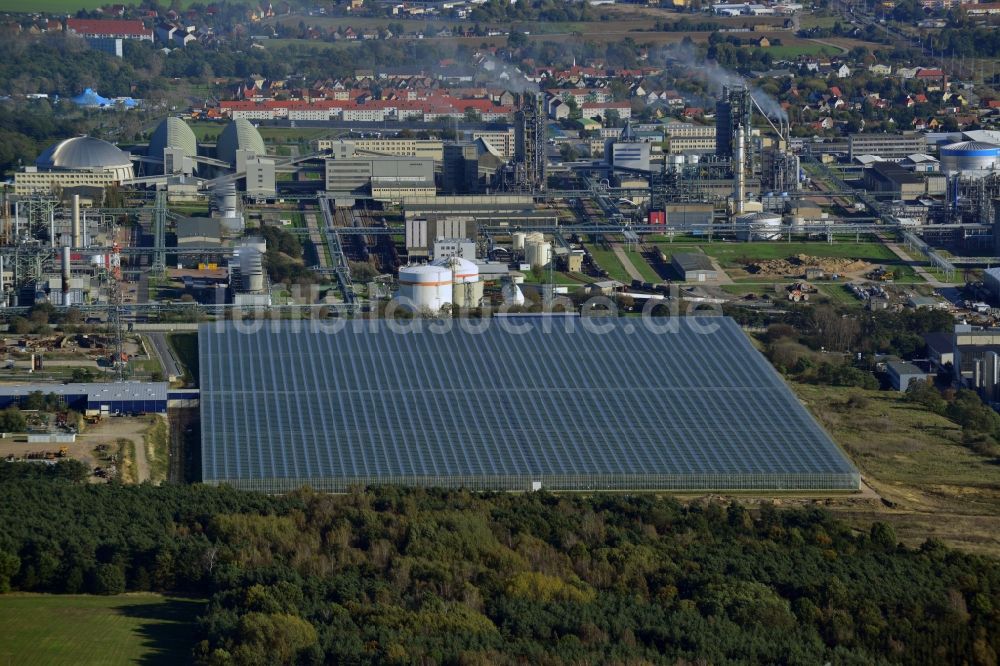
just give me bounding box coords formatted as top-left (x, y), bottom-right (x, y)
top-left (66, 18), bottom-right (153, 41)
top-left (65, 18), bottom-right (152, 58)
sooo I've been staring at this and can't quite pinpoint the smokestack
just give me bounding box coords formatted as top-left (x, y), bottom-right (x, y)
top-left (0, 255), bottom-right (5, 298)
top-left (61, 246), bottom-right (71, 296)
top-left (735, 125), bottom-right (746, 216)
top-left (71, 194), bottom-right (81, 248)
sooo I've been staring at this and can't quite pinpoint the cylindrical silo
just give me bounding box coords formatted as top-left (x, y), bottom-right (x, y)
top-left (433, 256), bottom-right (482, 308)
top-left (940, 141), bottom-right (1000, 177)
top-left (61, 246), bottom-right (71, 295)
top-left (398, 264), bottom-right (452, 311)
top-left (525, 231), bottom-right (544, 245)
top-left (242, 249), bottom-right (265, 292)
top-left (512, 232), bottom-right (526, 251)
top-left (525, 240), bottom-right (552, 269)
top-left (71, 194), bottom-right (81, 248)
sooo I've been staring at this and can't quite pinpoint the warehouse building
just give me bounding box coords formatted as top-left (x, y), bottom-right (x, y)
top-left (315, 138), bottom-right (444, 161)
top-left (671, 253), bottom-right (717, 281)
top-left (848, 133), bottom-right (928, 161)
top-left (199, 318), bottom-right (859, 493)
top-left (885, 360), bottom-right (933, 391)
top-left (176, 218), bottom-right (222, 247)
top-left (0, 382), bottom-right (168, 414)
top-left (863, 162), bottom-right (946, 198)
top-left (325, 155), bottom-right (435, 202)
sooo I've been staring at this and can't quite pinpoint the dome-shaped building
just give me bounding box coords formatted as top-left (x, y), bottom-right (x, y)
top-left (15, 136), bottom-right (134, 194)
top-left (36, 137), bottom-right (133, 176)
top-left (148, 117), bottom-right (198, 175)
top-left (216, 119), bottom-right (266, 170)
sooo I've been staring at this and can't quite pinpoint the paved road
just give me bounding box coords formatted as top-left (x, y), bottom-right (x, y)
top-left (880, 238), bottom-right (950, 289)
top-left (611, 244), bottom-right (645, 282)
top-left (148, 333), bottom-right (182, 380)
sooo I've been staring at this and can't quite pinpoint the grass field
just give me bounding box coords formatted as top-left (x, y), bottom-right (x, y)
top-left (793, 383), bottom-right (1000, 557)
top-left (168, 333), bottom-right (198, 385)
top-left (0, 594), bottom-right (202, 666)
top-left (583, 244), bottom-right (632, 284)
top-left (187, 120), bottom-right (342, 146)
top-left (261, 28), bottom-right (839, 51)
top-left (761, 43), bottom-right (841, 58)
top-left (658, 241), bottom-right (922, 282)
top-left (665, 241), bottom-right (898, 265)
top-left (0, 0), bottom-right (205, 9)
top-left (145, 416), bottom-right (169, 484)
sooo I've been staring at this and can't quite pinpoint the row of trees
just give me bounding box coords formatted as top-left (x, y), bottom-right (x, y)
top-left (906, 382), bottom-right (1000, 457)
top-left (0, 465), bottom-right (998, 664)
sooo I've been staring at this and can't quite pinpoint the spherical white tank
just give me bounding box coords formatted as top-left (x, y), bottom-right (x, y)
top-left (525, 241), bottom-right (552, 269)
top-left (398, 264), bottom-right (452, 311)
top-left (512, 232), bottom-right (526, 251)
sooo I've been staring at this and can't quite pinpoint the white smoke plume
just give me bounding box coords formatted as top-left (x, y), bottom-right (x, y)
top-left (661, 43), bottom-right (788, 122)
top-left (476, 54), bottom-right (540, 94)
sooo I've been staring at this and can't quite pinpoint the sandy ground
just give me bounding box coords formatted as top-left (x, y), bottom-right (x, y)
top-left (0, 416), bottom-right (151, 483)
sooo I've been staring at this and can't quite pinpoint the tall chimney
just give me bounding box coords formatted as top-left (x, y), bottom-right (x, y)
top-left (61, 246), bottom-right (71, 296)
top-left (71, 194), bottom-right (81, 248)
top-left (735, 125), bottom-right (746, 216)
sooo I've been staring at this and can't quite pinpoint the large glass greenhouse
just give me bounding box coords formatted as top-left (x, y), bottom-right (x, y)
top-left (198, 317), bottom-right (859, 493)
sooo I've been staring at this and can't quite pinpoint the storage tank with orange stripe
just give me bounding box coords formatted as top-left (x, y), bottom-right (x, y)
top-left (398, 264), bottom-right (453, 312)
top-left (432, 256), bottom-right (483, 309)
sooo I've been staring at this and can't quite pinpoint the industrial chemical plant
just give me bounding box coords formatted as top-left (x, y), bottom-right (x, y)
top-left (3, 77), bottom-right (1000, 494)
top-left (4, 80), bottom-right (1000, 322)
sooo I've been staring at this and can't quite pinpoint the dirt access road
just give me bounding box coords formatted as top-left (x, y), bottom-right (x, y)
top-left (83, 417), bottom-right (152, 483)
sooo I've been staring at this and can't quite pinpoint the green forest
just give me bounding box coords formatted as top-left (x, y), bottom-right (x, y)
top-left (0, 462), bottom-right (998, 665)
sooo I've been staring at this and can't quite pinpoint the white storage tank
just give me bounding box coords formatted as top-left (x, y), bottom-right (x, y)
top-left (398, 264), bottom-right (452, 311)
top-left (512, 232), bottom-right (526, 251)
top-left (736, 212), bottom-right (783, 241)
top-left (432, 256), bottom-right (483, 308)
top-left (502, 281), bottom-right (525, 306)
top-left (940, 141), bottom-right (1000, 177)
top-left (525, 240), bottom-right (552, 270)
top-left (525, 231), bottom-right (545, 245)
